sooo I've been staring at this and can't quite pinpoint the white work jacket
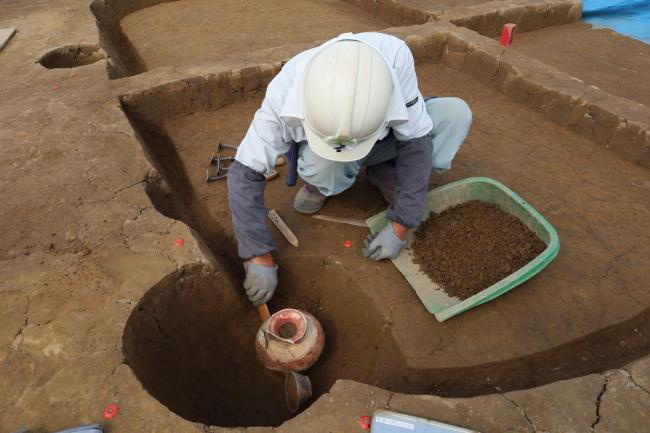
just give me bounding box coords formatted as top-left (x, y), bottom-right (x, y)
top-left (235, 32), bottom-right (433, 174)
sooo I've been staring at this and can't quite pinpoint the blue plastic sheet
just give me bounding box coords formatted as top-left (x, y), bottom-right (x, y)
top-left (582, 0), bottom-right (650, 44)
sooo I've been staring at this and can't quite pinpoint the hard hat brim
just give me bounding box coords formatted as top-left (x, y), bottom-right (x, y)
top-left (302, 121), bottom-right (385, 163)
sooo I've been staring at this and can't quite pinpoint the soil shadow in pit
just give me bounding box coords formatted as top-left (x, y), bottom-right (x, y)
top-left (123, 259), bottom-right (399, 428)
top-left (38, 44), bottom-right (105, 69)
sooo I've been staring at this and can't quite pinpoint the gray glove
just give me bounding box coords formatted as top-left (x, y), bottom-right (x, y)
top-left (243, 262), bottom-right (278, 306)
top-left (362, 224), bottom-right (407, 261)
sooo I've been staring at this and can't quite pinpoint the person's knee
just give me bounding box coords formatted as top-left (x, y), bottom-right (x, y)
top-left (298, 146), bottom-right (332, 188)
top-left (438, 97), bottom-right (472, 129)
top-left (298, 144), bottom-right (358, 196)
top-left (298, 160), bottom-right (339, 194)
top-left (428, 98), bottom-right (472, 172)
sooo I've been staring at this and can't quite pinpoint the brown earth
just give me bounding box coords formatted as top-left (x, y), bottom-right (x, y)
top-left (514, 22), bottom-right (650, 107)
top-left (162, 58), bottom-right (650, 385)
top-left (2, 0), bottom-right (650, 431)
top-left (120, 0), bottom-right (392, 71)
top-left (272, 294), bottom-right (322, 316)
top-left (412, 201), bottom-right (546, 300)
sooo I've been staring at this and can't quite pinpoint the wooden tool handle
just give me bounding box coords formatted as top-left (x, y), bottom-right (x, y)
top-left (257, 304), bottom-right (271, 321)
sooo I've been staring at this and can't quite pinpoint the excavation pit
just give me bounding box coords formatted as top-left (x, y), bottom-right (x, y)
top-left (38, 44), bottom-right (105, 69)
top-left (122, 261), bottom-right (399, 427)
top-left (95, 0), bottom-right (411, 76)
top-left (121, 0), bottom-right (392, 71)
top-left (513, 23), bottom-right (650, 107)
top-left (120, 52), bottom-right (650, 428)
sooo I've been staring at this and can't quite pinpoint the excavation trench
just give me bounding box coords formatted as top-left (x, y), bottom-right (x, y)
top-left (119, 58), bottom-right (650, 428)
top-left (90, 0), bottom-right (428, 78)
top-left (120, 97), bottom-right (401, 427)
top-left (123, 261), bottom-right (399, 427)
top-left (123, 264), bottom-right (650, 427)
top-left (90, 0), bottom-right (580, 78)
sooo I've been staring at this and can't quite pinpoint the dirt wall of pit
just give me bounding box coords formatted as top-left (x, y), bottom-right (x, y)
top-left (119, 21), bottom-right (650, 169)
top-left (91, 0), bottom-right (583, 78)
top-left (116, 14), bottom-right (650, 404)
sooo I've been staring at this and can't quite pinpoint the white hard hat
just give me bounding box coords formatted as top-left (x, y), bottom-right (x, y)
top-left (301, 40), bottom-right (394, 162)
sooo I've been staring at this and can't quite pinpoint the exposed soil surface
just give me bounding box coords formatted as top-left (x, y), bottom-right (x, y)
top-left (272, 293), bottom-right (323, 316)
top-left (160, 59), bottom-right (650, 391)
top-left (120, 0), bottom-right (392, 71)
top-left (513, 23), bottom-right (650, 107)
top-left (412, 201), bottom-right (546, 299)
top-left (4, 1), bottom-right (650, 430)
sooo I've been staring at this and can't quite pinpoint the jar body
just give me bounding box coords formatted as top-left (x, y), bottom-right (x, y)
top-left (255, 308), bottom-right (325, 372)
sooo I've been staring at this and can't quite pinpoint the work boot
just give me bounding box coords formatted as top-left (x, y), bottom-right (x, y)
top-left (293, 183), bottom-right (327, 214)
top-left (366, 161), bottom-right (397, 204)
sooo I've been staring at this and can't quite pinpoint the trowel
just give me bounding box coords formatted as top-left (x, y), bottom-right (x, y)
top-left (255, 304), bottom-right (315, 413)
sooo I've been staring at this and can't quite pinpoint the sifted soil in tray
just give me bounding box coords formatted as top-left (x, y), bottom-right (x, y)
top-left (412, 201), bottom-right (546, 300)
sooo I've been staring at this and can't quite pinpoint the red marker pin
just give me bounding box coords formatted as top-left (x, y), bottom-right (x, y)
top-left (343, 240), bottom-right (353, 248)
top-left (499, 23), bottom-right (517, 47)
top-left (358, 415), bottom-right (372, 430)
top-left (174, 238), bottom-right (185, 247)
top-left (103, 402), bottom-right (120, 419)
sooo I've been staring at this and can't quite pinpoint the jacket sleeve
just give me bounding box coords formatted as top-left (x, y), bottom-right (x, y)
top-left (391, 42), bottom-right (432, 141)
top-left (228, 78), bottom-right (292, 259)
top-left (227, 161), bottom-right (276, 259)
top-left (386, 134), bottom-right (433, 228)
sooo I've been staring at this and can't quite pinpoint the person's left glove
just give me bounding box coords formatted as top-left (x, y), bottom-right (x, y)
top-left (243, 262), bottom-right (278, 306)
top-left (362, 223), bottom-right (407, 261)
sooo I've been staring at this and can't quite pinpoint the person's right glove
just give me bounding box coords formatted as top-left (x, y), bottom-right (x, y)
top-left (362, 223), bottom-right (407, 261)
top-left (243, 262), bottom-right (278, 306)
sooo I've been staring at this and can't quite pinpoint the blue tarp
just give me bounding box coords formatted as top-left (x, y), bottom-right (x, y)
top-left (582, 0), bottom-right (650, 44)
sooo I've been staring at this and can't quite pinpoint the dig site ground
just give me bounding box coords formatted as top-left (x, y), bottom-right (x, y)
top-left (1, 1), bottom-right (650, 432)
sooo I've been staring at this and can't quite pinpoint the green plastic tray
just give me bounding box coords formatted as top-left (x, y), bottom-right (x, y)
top-left (366, 177), bottom-right (560, 322)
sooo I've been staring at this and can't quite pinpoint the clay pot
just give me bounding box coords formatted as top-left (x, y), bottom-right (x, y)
top-left (255, 308), bottom-right (325, 372)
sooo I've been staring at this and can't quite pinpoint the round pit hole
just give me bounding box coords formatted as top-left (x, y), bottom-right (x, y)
top-left (123, 261), bottom-right (398, 428)
top-left (38, 44), bottom-right (105, 69)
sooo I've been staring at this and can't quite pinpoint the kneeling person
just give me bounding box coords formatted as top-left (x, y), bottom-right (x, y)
top-left (227, 32), bottom-right (472, 307)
